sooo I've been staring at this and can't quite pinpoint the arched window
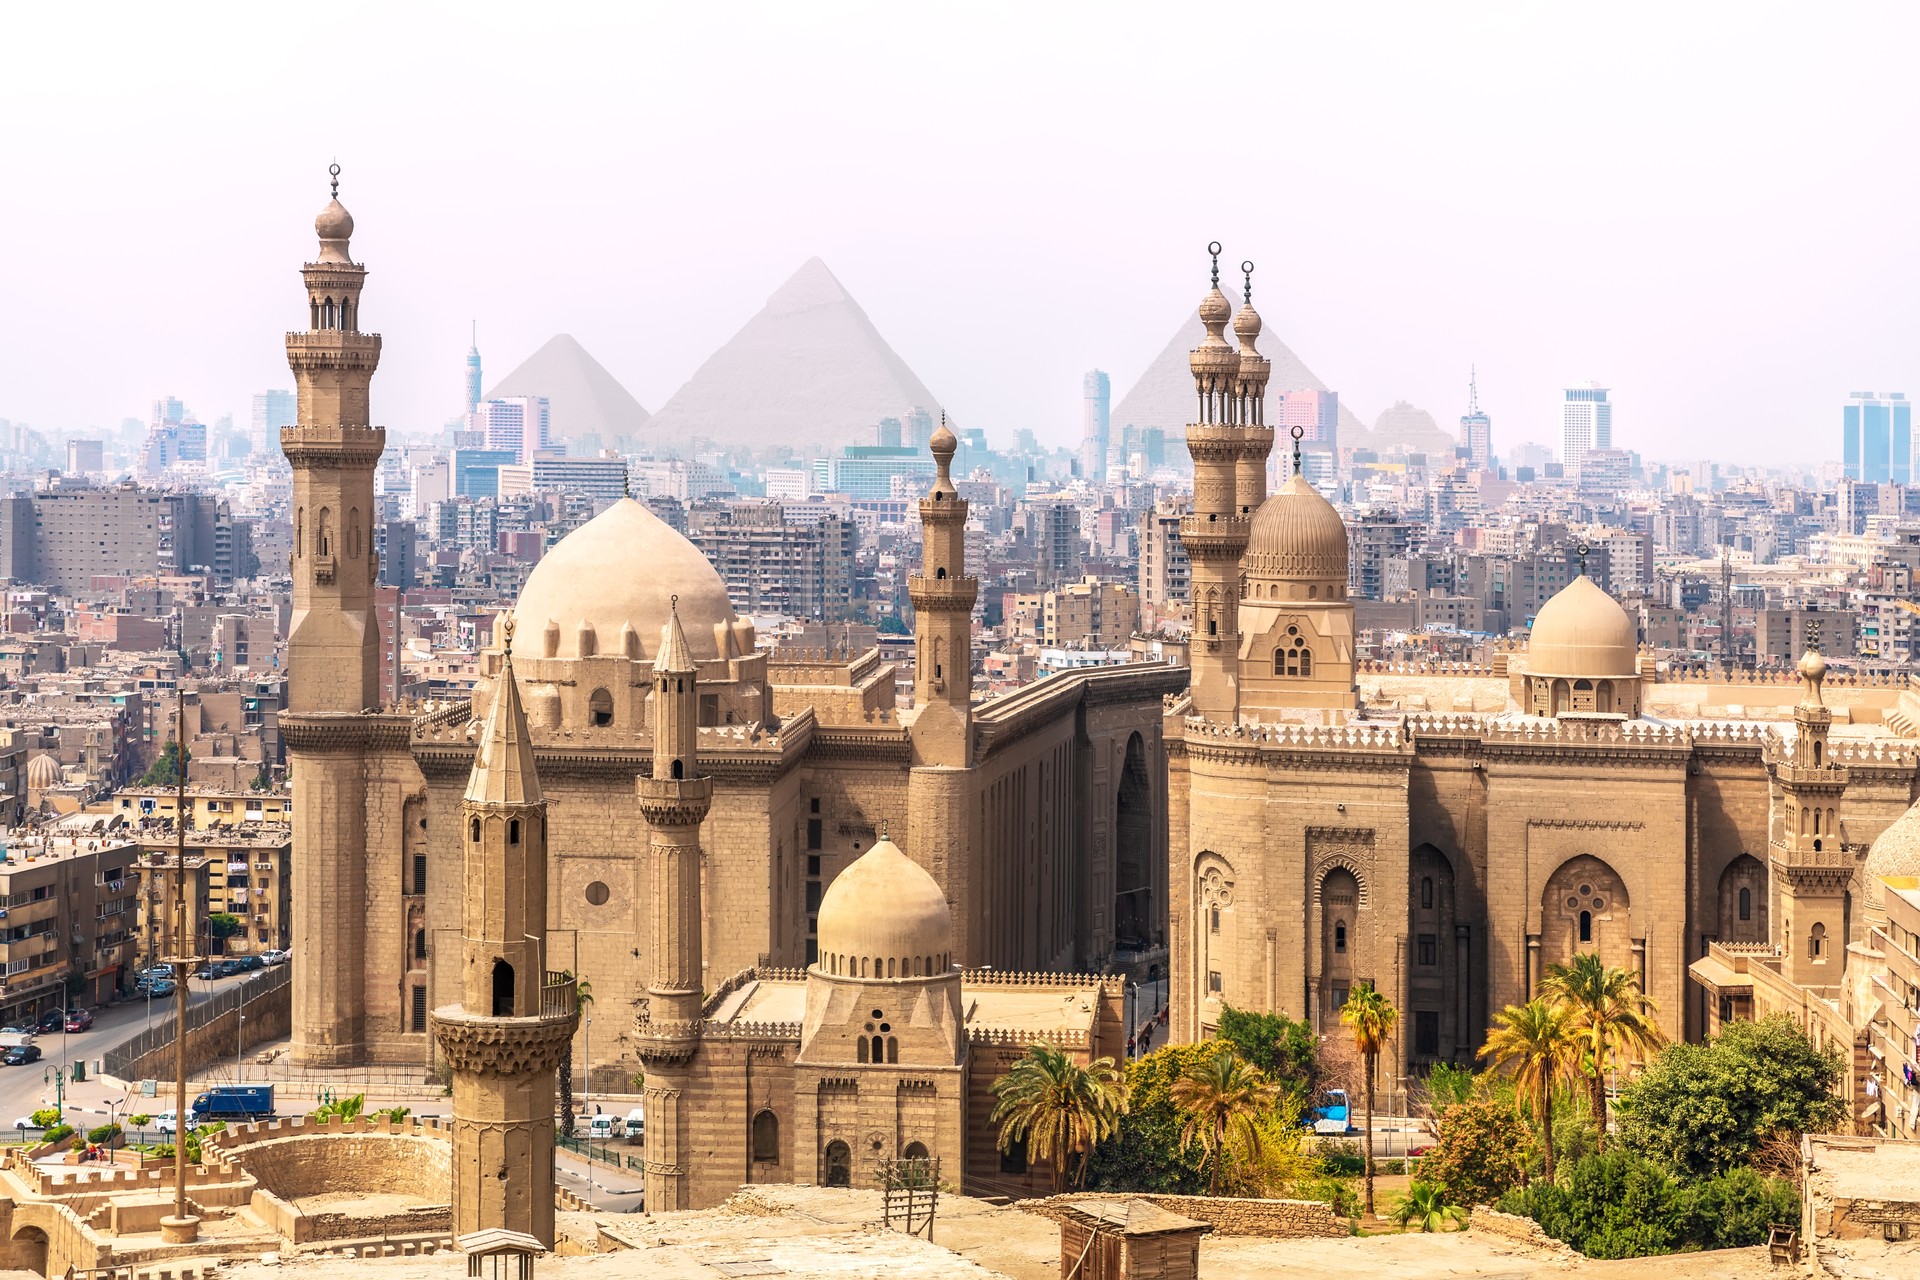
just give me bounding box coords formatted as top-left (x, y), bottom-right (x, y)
top-left (936, 566), bottom-right (946, 579)
top-left (870, 1035), bottom-right (884, 1062)
top-left (588, 688), bottom-right (613, 727)
top-left (1420, 877), bottom-right (1433, 909)
top-left (1810, 921), bottom-right (1827, 960)
top-left (1813, 809), bottom-right (1821, 835)
top-left (413, 929), bottom-right (427, 960)
top-left (1813, 740), bottom-right (1824, 767)
top-left (885, 1037), bottom-right (898, 1063)
top-left (860, 957), bottom-right (869, 978)
top-left (491, 958), bottom-right (514, 1017)
top-left (1739, 886), bottom-right (1752, 921)
top-left (671, 758), bottom-right (684, 780)
top-left (322, 297), bottom-right (336, 328)
top-left (886, 957), bottom-right (895, 978)
top-left (470, 817), bottom-right (480, 842)
top-left (348, 508), bottom-right (361, 560)
top-left (1308, 585), bottom-right (1318, 599)
top-left (296, 507), bottom-right (304, 559)
top-left (857, 1037), bottom-right (869, 1063)
top-left (509, 819), bottom-right (520, 845)
top-left (903, 1140), bottom-right (928, 1161)
top-left (1334, 922), bottom-right (1347, 953)
top-left (1579, 910), bottom-right (1593, 943)
top-left (1299, 650), bottom-right (1312, 677)
top-left (752, 1110), bottom-right (780, 1163)
top-left (317, 507), bottom-right (333, 558)
top-left (825, 1140), bottom-right (852, 1187)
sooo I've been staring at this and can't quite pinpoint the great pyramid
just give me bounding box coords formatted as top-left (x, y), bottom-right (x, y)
top-left (487, 334), bottom-right (651, 443)
top-left (644, 258), bottom-right (942, 451)
top-left (1112, 310), bottom-right (1369, 446)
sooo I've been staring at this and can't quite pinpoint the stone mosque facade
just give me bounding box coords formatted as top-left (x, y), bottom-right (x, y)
top-left (1163, 255), bottom-right (1920, 1087)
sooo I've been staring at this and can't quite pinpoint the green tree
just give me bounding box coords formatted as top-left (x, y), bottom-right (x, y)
top-left (206, 912), bottom-right (242, 943)
top-left (1480, 998), bottom-right (1577, 1183)
top-left (1418, 1096), bottom-right (1532, 1207)
top-left (1085, 1042), bottom-right (1217, 1194)
top-left (1418, 1061), bottom-right (1476, 1117)
top-left (139, 741), bottom-right (189, 787)
top-left (1390, 1181), bottom-right (1467, 1233)
top-left (1339, 980), bottom-right (1398, 1216)
top-left (1502, 1149), bottom-right (1799, 1258)
top-left (990, 1042), bottom-right (1127, 1191)
top-left (1215, 1005), bottom-right (1318, 1103)
top-left (1616, 1014), bottom-right (1844, 1178)
top-left (1170, 1047), bottom-right (1279, 1195)
top-left (557, 974), bottom-right (593, 1138)
top-left (1539, 954), bottom-right (1662, 1151)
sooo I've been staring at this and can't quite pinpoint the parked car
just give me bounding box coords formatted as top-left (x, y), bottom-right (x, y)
top-left (190, 1086), bottom-right (274, 1123)
top-left (193, 965), bottom-right (216, 980)
top-left (237, 955), bottom-right (265, 972)
top-left (587, 1114), bottom-right (622, 1141)
top-left (212, 959), bottom-right (245, 978)
top-left (141, 965), bottom-right (174, 982)
top-left (63, 1009), bottom-right (92, 1032)
top-left (4, 1045), bottom-right (43, 1066)
top-left (155, 1111), bottom-right (178, 1136)
top-left (143, 980), bottom-right (176, 999)
top-left (35, 1009), bottom-right (65, 1033)
top-left (260, 950), bottom-right (290, 966)
top-left (625, 1107), bottom-right (646, 1142)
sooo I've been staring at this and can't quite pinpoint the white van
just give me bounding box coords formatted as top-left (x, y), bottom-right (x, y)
top-left (625, 1107), bottom-right (645, 1142)
top-left (587, 1114), bottom-right (620, 1141)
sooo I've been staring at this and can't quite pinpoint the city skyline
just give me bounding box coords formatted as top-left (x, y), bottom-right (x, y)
top-left (4, 5), bottom-right (1918, 465)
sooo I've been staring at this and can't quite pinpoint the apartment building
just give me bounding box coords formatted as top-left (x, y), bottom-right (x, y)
top-left (113, 786), bottom-right (292, 828)
top-left (0, 830), bottom-right (140, 1018)
top-left (134, 826), bottom-right (292, 960)
top-left (1042, 576), bottom-right (1140, 649)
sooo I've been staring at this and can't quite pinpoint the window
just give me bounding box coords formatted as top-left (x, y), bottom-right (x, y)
top-left (1579, 910), bottom-right (1593, 943)
top-left (903, 1140), bottom-right (929, 1161)
top-left (413, 929), bottom-right (427, 960)
top-left (807, 819), bottom-right (822, 850)
top-left (825, 1141), bottom-right (852, 1188)
top-left (588, 688), bottom-right (614, 727)
top-left (1810, 921), bottom-right (1827, 960)
top-left (1738, 887), bottom-right (1752, 922)
top-left (885, 1037), bottom-right (898, 1063)
top-left (470, 817), bottom-right (480, 843)
top-left (1209, 907), bottom-right (1220, 934)
top-left (412, 853), bottom-right (427, 895)
top-left (509, 819), bottom-right (520, 845)
top-left (1417, 934), bottom-right (1437, 966)
top-left (751, 1109), bottom-right (780, 1163)
top-left (491, 958), bottom-right (514, 1017)
top-left (1334, 922), bottom-right (1347, 953)
top-left (1207, 970), bottom-right (1222, 994)
top-left (807, 855), bottom-right (821, 877)
top-left (410, 985), bottom-right (428, 1032)
top-left (1420, 877), bottom-right (1433, 909)
top-left (1415, 1010), bottom-right (1440, 1057)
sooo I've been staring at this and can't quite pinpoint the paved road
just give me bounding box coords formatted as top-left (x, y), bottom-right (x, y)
top-left (0, 971), bottom-right (254, 1135)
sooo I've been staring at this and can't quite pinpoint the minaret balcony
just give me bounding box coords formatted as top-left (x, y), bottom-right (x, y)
top-left (1177, 514), bottom-right (1251, 559)
top-left (908, 576), bottom-right (978, 611)
top-left (429, 971), bottom-right (579, 1075)
top-left (637, 774), bottom-right (713, 828)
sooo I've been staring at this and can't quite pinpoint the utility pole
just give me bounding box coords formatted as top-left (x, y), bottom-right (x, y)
top-left (160, 688), bottom-right (200, 1246)
top-left (1720, 546), bottom-right (1735, 675)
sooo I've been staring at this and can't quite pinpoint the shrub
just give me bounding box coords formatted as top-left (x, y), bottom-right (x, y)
top-left (128, 1113), bottom-right (153, 1128)
top-left (1086, 1043), bottom-right (1217, 1194)
top-left (29, 1108), bottom-right (60, 1129)
top-left (1503, 1150), bottom-right (1799, 1258)
top-left (42, 1124), bottom-right (74, 1143)
top-left (1297, 1174), bottom-right (1361, 1218)
top-left (85, 1123), bottom-right (120, 1145)
top-left (1419, 1097), bottom-right (1531, 1208)
top-left (1215, 1006), bottom-right (1319, 1102)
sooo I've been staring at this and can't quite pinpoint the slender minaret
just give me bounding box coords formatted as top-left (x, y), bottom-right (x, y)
top-left (1770, 644), bottom-right (1852, 989)
top-left (283, 165), bottom-right (386, 1064)
top-left (1181, 243), bottom-right (1246, 719)
top-left (1232, 260), bottom-right (1273, 514)
top-left (907, 415), bottom-right (976, 768)
top-left (634, 599), bottom-right (713, 1212)
top-left (431, 618), bottom-right (575, 1245)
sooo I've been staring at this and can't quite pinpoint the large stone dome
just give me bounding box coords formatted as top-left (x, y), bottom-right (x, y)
top-left (510, 498), bottom-right (748, 662)
top-left (1526, 575), bottom-right (1638, 679)
top-left (1245, 471), bottom-right (1349, 583)
top-left (815, 837), bottom-right (953, 974)
top-left (1867, 799), bottom-right (1920, 882)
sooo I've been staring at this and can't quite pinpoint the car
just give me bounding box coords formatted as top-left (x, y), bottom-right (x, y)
top-left (260, 950), bottom-right (290, 966)
top-left (144, 980), bottom-right (176, 998)
top-left (155, 1111), bottom-right (178, 1135)
top-left (63, 1010), bottom-right (91, 1032)
top-left (193, 965), bottom-right (217, 980)
top-left (587, 1114), bottom-right (621, 1141)
top-left (4, 1045), bottom-right (43, 1066)
top-left (35, 1010), bottom-right (65, 1033)
top-left (141, 965), bottom-right (173, 981)
top-left (11, 1117), bottom-right (36, 1132)
top-left (237, 955), bottom-right (265, 972)
top-left (211, 959), bottom-right (244, 978)
top-left (0, 1028), bottom-right (27, 1038)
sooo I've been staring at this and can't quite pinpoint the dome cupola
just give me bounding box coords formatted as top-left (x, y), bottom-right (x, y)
top-left (815, 834), bottom-right (954, 978)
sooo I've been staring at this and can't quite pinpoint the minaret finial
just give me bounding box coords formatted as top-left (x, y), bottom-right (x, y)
top-left (1208, 241), bottom-right (1221, 290)
top-left (879, 817), bottom-right (890, 840)
top-left (1241, 260), bottom-right (1254, 305)
top-left (1575, 540), bottom-right (1590, 577)
top-left (329, 162), bottom-right (340, 199)
top-left (1291, 425), bottom-right (1304, 477)
top-left (502, 614), bottom-right (515, 658)
top-left (670, 593), bottom-right (679, 614)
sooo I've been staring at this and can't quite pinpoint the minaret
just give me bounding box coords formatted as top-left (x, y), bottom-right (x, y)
top-left (1232, 260), bottom-right (1273, 514)
top-left (1769, 645), bottom-right (1852, 989)
top-left (634, 599), bottom-right (713, 1212)
top-left (1181, 242), bottom-right (1246, 719)
top-left (907, 414), bottom-right (976, 768)
top-left (430, 618), bottom-right (575, 1246)
top-left (282, 166), bottom-right (386, 1065)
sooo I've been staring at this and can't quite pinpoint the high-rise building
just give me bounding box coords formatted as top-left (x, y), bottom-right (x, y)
top-left (250, 390), bottom-right (297, 456)
top-left (1560, 383), bottom-right (1611, 475)
top-left (468, 396), bottom-right (550, 464)
top-left (1842, 392), bottom-right (1911, 484)
top-left (1459, 369), bottom-right (1492, 470)
top-left (1276, 389), bottom-right (1339, 450)
top-left (1080, 370), bottom-right (1111, 483)
top-left (64, 439), bottom-right (103, 474)
top-left (464, 323), bottom-right (483, 413)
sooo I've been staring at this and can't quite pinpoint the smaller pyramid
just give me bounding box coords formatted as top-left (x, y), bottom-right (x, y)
top-left (644, 259), bottom-right (942, 451)
top-left (487, 334), bottom-right (651, 443)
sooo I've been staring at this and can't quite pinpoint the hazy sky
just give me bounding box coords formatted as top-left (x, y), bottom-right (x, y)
top-left (5, 3), bottom-right (1917, 465)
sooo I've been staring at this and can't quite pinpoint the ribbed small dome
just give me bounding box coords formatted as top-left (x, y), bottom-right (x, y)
top-left (815, 837), bottom-right (952, 972)
top-left (1245, 472), bottom-right (1349, 582)
top-left (1867, 800), bottom-right (1920, 882)
top-left (25, 754), bottom-right (59, 789)
top-left (1526, 575), bottom-right (1638, 679)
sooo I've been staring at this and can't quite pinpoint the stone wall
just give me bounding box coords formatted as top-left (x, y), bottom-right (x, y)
top-left (1467, 1205), bottom-right (1571, 1253)
top-left (120, 975), bottom-right (292, 1082)
top-left (221, 1129), bottom-right (451, 1201)
top-left (1017, 1193), bottom-right (1344, 1238)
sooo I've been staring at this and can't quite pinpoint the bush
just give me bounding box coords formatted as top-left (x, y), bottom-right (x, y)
top-left (29, 1108), bottom-right (60, 1129)
top-left (42, 1124), bottom-right (74, 1144)
top-left (1319, 1138), bottom-right (1365, 1176)
top-left (1419, 1097), bottom-right (1531, 1208)
top-left (1502, 1150), bottom-right (1800, 1258)
top-left (128, 1113), bottom-right (153, 1128)
top-left (1297, 1174), bottom-right (1361, 1218)
top-left (1086, 1043), bottom-right (1217, 1194)
top-left (85, 1123), bottom-right (120, 1145)
top-left (1215, 1006), bottom-right (1319, 1103)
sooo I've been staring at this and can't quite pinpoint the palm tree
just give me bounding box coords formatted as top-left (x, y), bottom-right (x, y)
top-left (557, 974), bottom-right (594, 1139)
top-left (1340, 980), bottom-right (1398, 1217)
top-left (1539, 953), bottom-right (1662, 1151)
top-left (1170, 1047), bottom-right (1278, 1194)
top-left (1390, 1181), bottom-right (1467, 1233)
top-left (1479, 998), bottom-right (1576, 1183)
top-left (989, 1042), bottom-right (1126, 1191)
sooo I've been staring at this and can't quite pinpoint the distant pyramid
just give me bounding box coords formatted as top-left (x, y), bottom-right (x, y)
top-left (487, 334), bottom-right (651, 442)
top-left (645, 258), bottom-right (942, 451)
top-left (1112, 310), bottom-right (1368, 445)
top-left (1371, 400), bottom-right (1457, 455)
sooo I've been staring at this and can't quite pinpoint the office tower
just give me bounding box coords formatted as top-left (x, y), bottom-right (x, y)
top-left (1842, 392), bottom-right (1911, 484)
top-left (65, 439), bottom-right (104, 473)
top-left (1561, 384), bottom-right (1611, 474)
top-left (1459, 368), bottom-right (1492, 470)
top-left (1276, 389), bottom-right (1339, 451)
top-left (468, 396), bottom-right (551, 464)
top-left (1080, 369), bottom-right (1111, 482)
top-left (904, 405), bottom-right (935, 453)
top-left (465, 323), bottom-right (483, 413)
top-left (874, 416), bottom-right (903, 448)
top-left (151, 396), bottom-right (186, 427)
top-left (250, 390), bottom-right (297, 454)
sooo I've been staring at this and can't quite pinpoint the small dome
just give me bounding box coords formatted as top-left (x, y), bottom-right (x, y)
top-left (315, 198), bottom-right (354, 243)
top-left (1233, 301), bottom-right (1262, 348)
top-left (1198, 286), bottom-right (1233, 328)
top-left (1245, 472), bottom-right (1349, 582)
top-left (25, 754), bottom-right (59, 789)
top-left (1866, 799), bottom-right (1920, 882)
top-left (511, 498), bottom-right (746, 663)
top-left (1526, 575), bottom-right (1638, 679)
top-left (815, 836), bottom-right (952, 971)
top-left (1799, 649), bottom-right (1828, 683)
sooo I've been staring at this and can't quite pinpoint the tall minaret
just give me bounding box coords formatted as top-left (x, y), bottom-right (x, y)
top-left (1232, 260), bottom-right (1273, 514)
top-left (431, 618), bottom-right (575, 1246)
top-left (283, 166), bottom-right (386, 1065)
top-left (1181, 243), bottom-right (1246, 719)
top-left (634, 600), bottom-right (713, 1212)
top-left (1770, 645), bottom-right (1852, 989)
top-left (908, 415), bottom-right (976, 768)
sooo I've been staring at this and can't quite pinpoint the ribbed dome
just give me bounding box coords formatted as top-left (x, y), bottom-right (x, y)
top-left (815, 837), bottom-right (952, 972)
top-left (1866, 799), bottom-right (1920, 882)
top-left (1526, 575), bottom-right (1638, 679)
top-left (511, 498), bottom-right (745, 662)
top-left (25, 754), bottom-right (59, 789)
top-left (1245, 472), bottom-right (1349, 581)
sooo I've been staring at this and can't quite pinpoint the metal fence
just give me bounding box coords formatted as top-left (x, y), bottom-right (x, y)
top-left (556, 1131), bottom-right (643, 1172)
top-left (102, 965), bottom-right (291, 1080)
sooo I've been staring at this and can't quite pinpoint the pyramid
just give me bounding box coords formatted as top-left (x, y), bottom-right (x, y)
top-left (486, 334), bottom-right (651, 443)
top-left (1111, 310), bottom-right (1369, 446)
top-left (644, 258), bottom-right (942, 451)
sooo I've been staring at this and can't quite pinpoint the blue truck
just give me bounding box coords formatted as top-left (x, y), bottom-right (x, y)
top-left (190, 1085), bottom-right (275, 1123)
top-left (1304, 1088), bottom-right (1356, 1135)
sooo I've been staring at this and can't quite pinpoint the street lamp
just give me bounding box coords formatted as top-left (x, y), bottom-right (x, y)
top-left (43, 1066), bottom-right (65, 1124)
top-left (236, 1006), bottom-right (244, 1085)
top-left (584, 1012), bottom-right (593, 1193)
